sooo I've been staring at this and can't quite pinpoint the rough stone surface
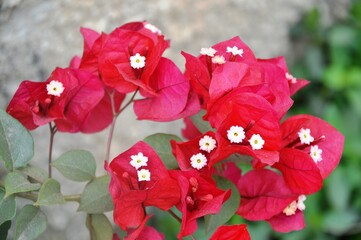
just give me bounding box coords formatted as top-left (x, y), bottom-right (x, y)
top-left (0, 0), bottom-right (349, 239)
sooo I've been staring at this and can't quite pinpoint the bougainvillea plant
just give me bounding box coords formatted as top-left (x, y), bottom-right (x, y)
top-left (0, 21), bottom-right (344, 240)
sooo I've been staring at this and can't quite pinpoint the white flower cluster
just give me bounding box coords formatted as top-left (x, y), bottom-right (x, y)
top-left (129, 152), bottom-right (150, 181)
top-left (199, 45), bottom-right (244, 65)
top-left (189, 135), bottom-right (217, 170)
top-left (298, 128), bottom-right (323, 163)
top-left (283, 195), bottom-right (307, 216)
top-left (227, 125), bottom-right (265, 150)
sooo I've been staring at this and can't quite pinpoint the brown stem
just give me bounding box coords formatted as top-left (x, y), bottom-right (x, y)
top-left (168, 209), bottom-right (182, 223)
top-left (48, 123), bottom-right (57, 178)
top-left (105, 89), bottom-right (138, 161)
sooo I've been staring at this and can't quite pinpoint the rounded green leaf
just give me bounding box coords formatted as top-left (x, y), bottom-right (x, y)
top-left (78, 175), bottom-right (113, 213)
top-left (144, 133), bottom-right (182, 169)
top-left (52, 150), bottom-right (96, 182)
top-left (34, 179), bottom-right (66, 206)
top-left (4, 171), bottom-right (41, 198)
top-left (19, 165), bottom-right (48, 183)
top-left (0, 109), bottom-right (34, 171)
top-left (86, 214), bottom-right (113, 240)
top-left (204, 176), bottom-right (240, 236)
top-left (14, 205), bottom-right (47, 240)
top-left (0, 188), bottom-right (16, 225)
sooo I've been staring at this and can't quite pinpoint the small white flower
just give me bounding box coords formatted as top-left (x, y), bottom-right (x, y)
top-left (130, 152), bottom-right (148, 169)
top-left (144, 23), bottom-right (162, 35)
top-left (297, 195), bottom-right (307, 211)
top-left (298, 128), bottom-right (314, 145)
top-left (199, 135), bottom-right (217, 153)
top-left (200, 47), bottom-right (217, 57)
top-left (310, 145), bottom-right (323, 163)
top-left (227, 125), bottom-right (246, 143)
top-left (283, 201), bottom-right (298, 216)
top-left (226, 46), bottom-right (244, 57)
top-left (190, 153), bottom-right (207, 170)
top-left (137, 169), bottom-right (151, 182)
top-left (249, 134), bottom-right (265, 150)
top-left (46, 80), bottom-right (64, 97)
top-left (130, 53), bottom-right (146, 69)
top-left (211, 55), bottom-right (226, 64)
top-left (286, 72), bottom-right (297, 84)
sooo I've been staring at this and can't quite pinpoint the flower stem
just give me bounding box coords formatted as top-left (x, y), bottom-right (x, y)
top-left (168, 209), bottom-right (182, 223)
top-left (168, 209), bottom-right (196, 239)
top-left (105, 89), bottom-right (138, 161)
top-left (64, 194), bottom-right (81, 202)
top-left (48, 123), bottom-right (57, 178)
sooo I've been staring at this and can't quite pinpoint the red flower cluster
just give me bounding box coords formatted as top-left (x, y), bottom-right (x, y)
top-left (7, 21), bottom-right (199, 133)
top-left (6, 21), bottom-right (344, 239)
top-left (176, 37), bottom-right (344, 233)
top-left (106, 34), bottom-right (343, 238)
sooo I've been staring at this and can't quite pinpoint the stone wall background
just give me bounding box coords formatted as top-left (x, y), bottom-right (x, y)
top-left (0, 0), bottom-right (349, 239)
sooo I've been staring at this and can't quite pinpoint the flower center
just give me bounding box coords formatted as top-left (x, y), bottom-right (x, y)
top-left (190, 153), bottom-right (207, 170)
top-left (46, 80), bottom-right (64, 97)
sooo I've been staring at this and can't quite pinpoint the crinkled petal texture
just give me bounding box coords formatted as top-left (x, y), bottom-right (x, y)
top-left (267, 210), bottom-right (305, 233)
top-left (79, 29), bottom-right (108, 75)
top-left (274, 148), bottom-right (323, 195)
top-left (182, 51), bottom-right (211, 108)
top-left (77, 88), bottom-right (125, 133)
top-left (182, 36), bottom-right (256, 109)
top-left (51, 68), bottom-right (105, 132)
top-left (259, 56), bottom-right (309, 96)
top-left (210, 224), bottom-right (251, 240)
top-left (251, 60), bottom-right (294, 119)
top-left (281, 114), bottom-right (344, 179)
top-left (208, 61), bottom-right (249, 102)
top-left (170, 170), bottom-right (231, 239)
top-left (134, 57), bottom-right (200, 121)
top-left (98, 24), bottom-right (169, 94)
top-left (211, 36), bottom-right (257, 64)
top-left (106, 141), bottom-right (181, 230)
top-left (7, 67), bottom-right (105, 133)
top-left (237, 169), bottom-right (297, 221)
top-left (206, 91), bottom-right (281, 166)
top-left (7, 81), bottom-right (53, 130)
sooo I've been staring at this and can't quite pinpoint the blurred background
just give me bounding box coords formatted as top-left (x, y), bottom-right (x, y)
top-left (0, 0), bottom-right (359, 239)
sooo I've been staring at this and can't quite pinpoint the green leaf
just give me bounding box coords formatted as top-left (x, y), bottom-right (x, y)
top-left (86, 214), bottom-right (113, 240)
top-left (326, 168), bottom-right (350, 211)
top-left (4, 171), bottom-right (41, 198)
top-left (204, 176), bottom-right (240, 236)
top-left (19, 165), bottom-right (48, 183)
top-left (34, 179), bottom-right (66, 206)
top-left (0, 188), bottom-right (16, 225)
top-left (52, 150), bottom-right (96, 182)
top-left (0, 109), bottom-right (34, 171)
top-left (78, 175), bottom-right (113, 213)
top-left (14, 205), bottom-right (47, 240)
top-left (322, 210), bottom-right (358, 235)
top-left (144, 133), bottom-right (182, 169)
top-left (0, 221), bottom-right (11, 240)
top-left (190, 110), bottom-right (214, 134)
top-left (323, 65), bottom-right (346, 90)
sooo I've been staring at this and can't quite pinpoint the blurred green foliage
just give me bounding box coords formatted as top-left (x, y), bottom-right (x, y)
top-left (271, 1), bottom-right (361, 239)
